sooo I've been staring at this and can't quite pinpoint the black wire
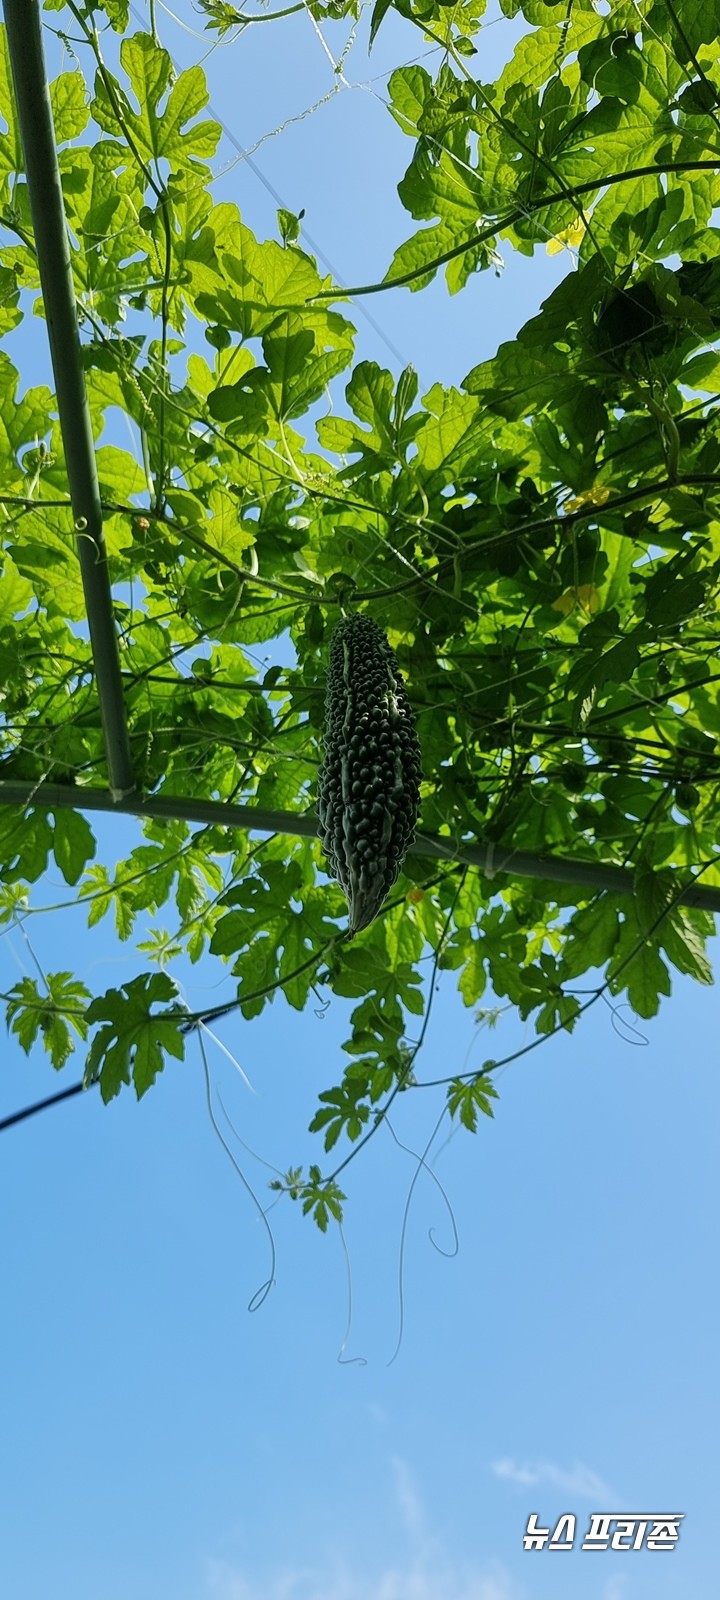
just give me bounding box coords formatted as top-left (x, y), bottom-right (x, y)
top-left (0, 1078), bottom-right (93, 1132)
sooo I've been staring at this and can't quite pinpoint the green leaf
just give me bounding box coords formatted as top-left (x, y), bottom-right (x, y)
top-left (6, 972), bottom-right (90, 1070)
top-left (277, 207), bottom-right (304, 246)
top-left (608, 908), bottom-right (673, 1019)
top-left (458, 934), bottom-right (487, 1007)
top-left (369, 0), bottom-right (394, 50)
top-left (92, 36), bottom-right (221, 167)
top-left (53, 810), bottom-right (96, 886)
top-left (50, 72), bottom-right (90, 143)
top-left (309, 1081), bottom-right (371, 1151)
top-left (0, 809), bottom-right (53, 885)
top-left (298, 1168), bottom-right (346, 1232)
top-left (0, 556), bottom-right (33, 625)
top-left (536, 991), bottom-right (580, 1034)
top-left (562, 896), bottom-right (621, 978)
top-left (95, 445), bottom-right (148, 501)
top-left (660, 910), bottom-right (713, 985)
top-left (85, 973), bottom-right (185, 1102)
top-left (447, 1074), bottom-right (498, 1132)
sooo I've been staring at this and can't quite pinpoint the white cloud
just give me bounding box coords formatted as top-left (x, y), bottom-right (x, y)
top-left (205, 1558), bottom-right (521, 1600)
top-left (391, 1456), bottom-right (428, 1549)
top-left (492, 1458), bottom-right (616, 1501)
top-left (205, 1459), bottom-right (524, 1600)
top-left (600, 1581), bottom-right (629, 1600)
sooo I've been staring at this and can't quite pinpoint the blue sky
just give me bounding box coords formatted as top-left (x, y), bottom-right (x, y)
top-left (1, 4), bottom-right (718, 1599)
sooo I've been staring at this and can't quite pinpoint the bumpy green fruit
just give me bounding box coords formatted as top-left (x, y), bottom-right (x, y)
top-left (316, 613), bottom-right (422, 937)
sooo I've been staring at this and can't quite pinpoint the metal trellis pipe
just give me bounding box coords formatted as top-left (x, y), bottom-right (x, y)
top-left (0, 781), bottom-right (719, 913)
top-left (2, 0), bottom-right (134, 800)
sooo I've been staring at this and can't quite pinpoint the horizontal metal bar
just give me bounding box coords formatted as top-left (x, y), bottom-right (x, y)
top-left (1, 780), bottom-right (718, 911)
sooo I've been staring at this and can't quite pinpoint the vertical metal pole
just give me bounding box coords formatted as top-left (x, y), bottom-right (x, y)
top-left (2, 0), bottom-right (135, 798)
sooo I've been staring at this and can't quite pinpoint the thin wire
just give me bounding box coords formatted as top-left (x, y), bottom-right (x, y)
top-left (127, 0), bottom-right (413, 369)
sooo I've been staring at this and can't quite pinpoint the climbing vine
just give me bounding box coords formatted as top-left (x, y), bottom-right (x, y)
top-left (2, 0), bottom-right (720, 1226)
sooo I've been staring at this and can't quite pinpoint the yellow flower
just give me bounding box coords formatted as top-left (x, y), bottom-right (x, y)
top-left (551, 584), bottom-right (601, 616)
top-left (564, 485), bottom-right (611, 514)
top-left (547, 213), bottom-right (589, 255)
